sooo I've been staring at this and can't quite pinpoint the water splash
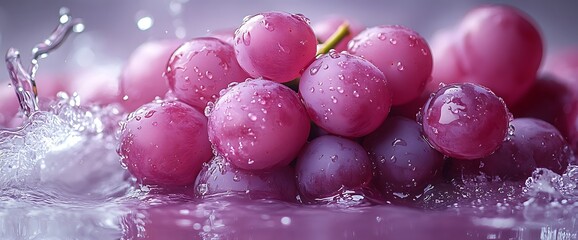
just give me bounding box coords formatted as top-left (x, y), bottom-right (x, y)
top-left (5, 7), bottom-right (83, 118)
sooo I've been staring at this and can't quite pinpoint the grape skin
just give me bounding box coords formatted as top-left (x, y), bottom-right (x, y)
top-left (363, 116), bottom-right (444, 195)
top-left (430, 5), bottom-right (543, 106)
top-left (194, 155), bottom-right (298, 202)
top-left (421, 83), bottom-right (510, 159)
top-left (165, 37), bottom-right (250, 112)
top-left (207, 78), bottom-right (310, 170)
top-left (349, 25), bottom-right (433, 106)
top-left (299, 51), bottom-right (391, 137)
top-left (295, 135), bottom-right (372, 201)
top-left (118, 100), bottom-right (212, 186)
top-left (234, 11), bottom-right (317, 83)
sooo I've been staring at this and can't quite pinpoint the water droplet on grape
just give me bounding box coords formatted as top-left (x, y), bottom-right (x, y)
top-left (309, 87), bottom-right (315, 93)
top-left (377, 32), bottom-right (387, 41)
top-left (206, 71), bottom-right (213, 79)
top-left (421, 48), bottom-right (428, 56)
top-left (352, 90), bottom-right (360, 98)
top-left (263, 20), bottom-right (275, 31)
top-left (248, 113), bottom-right (257, 121)
top-left (337, 86), bottom-right (344, 94)
top-left (331, 96), bottom-right (338, 103)
top-left (389, 38), bottom-right (397, 45)
top-left (396, 62), bottom-right (405, 71)
top-left (330, 155), bottom-right (338, 162)
top-left (197, 183), bottom-right (208, 195)
top-left (144, 110), bottom-right (156, 118)
top-left (204, 102), bottom-right (215, 116)
top-left (248, 159), bottom-right (255, 165)
top-left (242, 31), bottom-right (251, 46)
top-left (392, 138), bottom-right (407, 146)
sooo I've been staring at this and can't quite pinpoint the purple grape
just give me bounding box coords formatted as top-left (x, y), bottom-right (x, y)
top-left (430, 5), bottom-right (543, 106)
top-left (234, 11), bottom-right (317, 83)
top-left (363, 116), bottom-right (445, 194)
top-left (543, 48), bottom-right (578, 94)
top-left (118, 100), bottom-right (213, 186)
top-left (165, 37), bottom-right (250, 112)
top-left (510, 76), bottom-right (574, 136)
top-left (194, 155), bottom-right (298, 202)
top-left (349, 25), bottom-right (433, 106)
top-left (299, 51), bottom-right (391, 137)
top-left (295, 135), bottom-right (372, 202)
top-left (508, 118), bottom-right (572, 174)
top-left (420, 83), bottom-right (510, 159)
top-left (451, 118), bottom-right (573, 180)
top-left (207, 78), bottom-right (310, 170)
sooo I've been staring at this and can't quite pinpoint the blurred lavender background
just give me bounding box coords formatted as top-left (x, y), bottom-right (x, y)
top-left (0, 0), bottom-right (576, 82)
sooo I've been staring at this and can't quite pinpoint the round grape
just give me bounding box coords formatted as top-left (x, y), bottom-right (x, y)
top-left (207, 78), bottom-right (310, 170)
top-left (194, 155), bottom-right (298, 202)
top-left (165, 37), bottom-right (250, 111)
top-left (363, 116), bottom-right (445, 194)
top-left (420, 83), bottom-right (510, 159)
top-left (234, 11), bottom-right (317, 83)
top-left (118, 100), bottom-right (212, 186)
top-left (299, 51), bottom-right (391, 137)
top-left (431, 5), bottom-right (543, 106)
top-left (119, 39), bottom-right (182, 112)
top-left (349, 25), bottom-right (433, 105)
top-left (295, 135), bottom-right (372, 201)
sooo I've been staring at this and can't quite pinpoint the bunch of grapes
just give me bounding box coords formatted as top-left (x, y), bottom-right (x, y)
top-left (110, 6), bottom-right (577, 203)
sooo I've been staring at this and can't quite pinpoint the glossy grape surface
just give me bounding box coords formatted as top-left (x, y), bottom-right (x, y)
top-left (118, 100), bottom-right (212, 186)
top-left (194, 155), bottom-right (298, 202)
top-left (421, 83), bottom-right (509, 159)
top-left (349, 25), bottom-right (433, 105)
top-left (295, 135), bottom-right (372, 201)
top-left (207, 79), bottom-right (310, 170)
top-left (364, 116), bottom-right (444, 194)
top-left (299, 51), bottom-right (391, 137)
top-left (166, 37), bottom-right (250, 111)
top-left (234, 11), bottom-right (317, 83)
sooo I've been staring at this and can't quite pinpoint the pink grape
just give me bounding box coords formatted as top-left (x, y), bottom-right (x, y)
top-left (119, 39), bottom-right (182, 112)
top-left (295, 135), bottom-right (372, 201)
top-left (207, 78), bottom-right (310, 170)
top-left (165, 37), bottom-right (250, 111)
top-left (194, 155), bottom-right (298, 202)
top-left (430, 5), bottom-right (543, 106)
top-left (363, 116), bottom-right (445, 194)
top-left (312, 16), bottom-right (364, 52)
top-left (299, 51), bottom-right (391, 137)
top-left (234, 11), bottom-right (317, 83)
top-left (348, 25), bottom-right (433, 105)
top-left (420, 83), bottom-right (510, 159)
top-left (118, 100), bottom-right (212, 186)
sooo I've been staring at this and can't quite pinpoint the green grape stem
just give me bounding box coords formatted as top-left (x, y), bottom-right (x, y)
top-left (285, 21), bottom-right (351, 91)
top-left (317, 21), bottom-right (351, 55)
